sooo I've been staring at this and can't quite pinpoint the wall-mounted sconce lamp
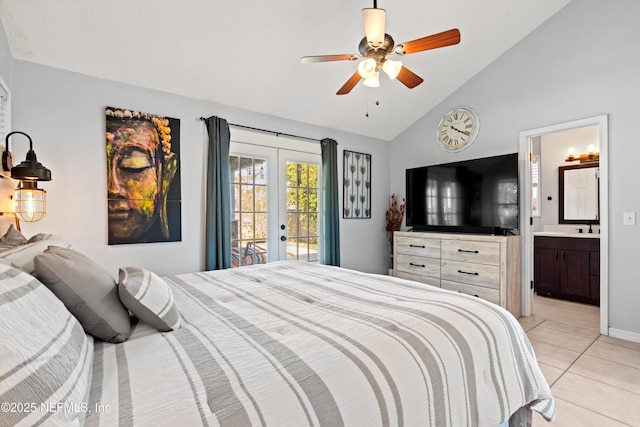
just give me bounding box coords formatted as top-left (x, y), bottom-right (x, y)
top-left (2, 131), bottom-right (52, 222)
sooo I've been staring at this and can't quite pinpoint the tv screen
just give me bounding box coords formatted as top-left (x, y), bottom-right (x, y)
top-left (406, 153), bottom-right (519, 235)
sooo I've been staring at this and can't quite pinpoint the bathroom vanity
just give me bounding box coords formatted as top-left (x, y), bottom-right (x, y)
top-left (533, 232), bottom-right (600, 305)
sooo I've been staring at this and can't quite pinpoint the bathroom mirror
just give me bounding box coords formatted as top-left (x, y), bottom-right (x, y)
top-left (559, 163), bottom-right (599, 224)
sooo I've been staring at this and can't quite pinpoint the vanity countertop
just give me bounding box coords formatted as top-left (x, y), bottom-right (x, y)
top-left (533, 231), bottom-right (600, 239)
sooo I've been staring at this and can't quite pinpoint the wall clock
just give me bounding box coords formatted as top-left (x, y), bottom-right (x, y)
top-left (436, 107), bottom-right (480, 152)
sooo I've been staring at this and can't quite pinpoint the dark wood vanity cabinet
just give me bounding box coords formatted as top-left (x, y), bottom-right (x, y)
top-left (534, 236), bottom-right (600, 305)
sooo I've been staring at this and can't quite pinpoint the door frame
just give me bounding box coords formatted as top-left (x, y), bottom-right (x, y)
top-left (230, 128), bottom-right (322, 263)
top-left (518, 114), bottom-right (608, 335)
top-left (277, 149), bottom-right (322, 261)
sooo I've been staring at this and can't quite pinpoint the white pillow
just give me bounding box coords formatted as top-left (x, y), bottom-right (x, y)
top-left (0, 234), bottom-right (71, 274)
top-left (118, 267), bottom-right (181, 332)
top-left (0, 262), bottom-right (93, 426)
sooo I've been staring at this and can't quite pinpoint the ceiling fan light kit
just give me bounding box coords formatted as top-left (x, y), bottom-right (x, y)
top-left (363, 71), bottom-right (380, 88)
top-left (358, 58), bottom-right (377, 79)
top-left (300, 1), bottom-right (461, 95)
top-left (382, 59), bottom-right (402, 80)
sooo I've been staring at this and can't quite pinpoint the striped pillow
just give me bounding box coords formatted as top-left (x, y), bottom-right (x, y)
top-left (118, 267), bottom-right (181, 332)
top-left (0, 262), bottom-right (93, 426)
top-left (0, 234), bottom-right (71, 274)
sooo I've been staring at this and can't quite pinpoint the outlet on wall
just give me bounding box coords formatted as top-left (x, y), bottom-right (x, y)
top-left (623, 212), bottom-right (636, 225)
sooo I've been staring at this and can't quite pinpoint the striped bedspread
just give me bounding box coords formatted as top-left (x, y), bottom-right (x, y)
top-left (86, 261), bottom-right (554, 426)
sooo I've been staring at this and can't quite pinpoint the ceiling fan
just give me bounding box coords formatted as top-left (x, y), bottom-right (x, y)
top-left (300, 1), bottom-right (460, 95)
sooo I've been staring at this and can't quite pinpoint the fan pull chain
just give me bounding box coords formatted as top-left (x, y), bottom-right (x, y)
top-left (364, 89), bottom-right (380, 118)
top-left (365, 89), bottom-right (369, 117)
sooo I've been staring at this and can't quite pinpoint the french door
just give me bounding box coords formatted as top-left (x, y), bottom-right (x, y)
top-left (229, 137), bottom-right (321, 267)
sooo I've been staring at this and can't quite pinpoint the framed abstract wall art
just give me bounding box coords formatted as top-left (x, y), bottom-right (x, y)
top-left (343, 150), bottom-right (371, 219)
top-left (105, 107), bottom-right (182, 244)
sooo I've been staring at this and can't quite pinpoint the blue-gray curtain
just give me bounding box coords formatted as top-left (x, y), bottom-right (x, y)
top-left (204, 116), bottom-right (232, 270)
top-left (320, 138), bottom-right (340, 266)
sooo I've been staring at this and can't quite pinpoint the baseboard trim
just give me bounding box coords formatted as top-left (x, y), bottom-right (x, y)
top-left (608, 327), bottom-right (640, 344)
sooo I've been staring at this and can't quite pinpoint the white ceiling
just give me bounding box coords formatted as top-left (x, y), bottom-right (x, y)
top-left (0, 0), bottom-right (571, 141)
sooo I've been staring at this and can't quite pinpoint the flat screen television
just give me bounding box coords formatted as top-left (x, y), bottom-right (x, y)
top-left (406, 153), bottom-right (519, 235)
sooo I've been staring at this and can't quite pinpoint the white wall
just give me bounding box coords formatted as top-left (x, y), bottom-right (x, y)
top-left (539, 125), bottom-right (599, 228)
top-left (390, 0), bottom-right (640, 337)
top-left (0, 20), bottom-right (11, 89)
top-left (4, 58), bottom-right (390, 277)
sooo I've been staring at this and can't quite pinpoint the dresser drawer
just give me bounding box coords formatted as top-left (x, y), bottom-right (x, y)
top-left (395, 235), bottom-right (440, 258)
top-left (441, 280), bottom-right (500, 305)
top-left (396, 254), bottom-right (440, 279)
top-left (395, 271), bottom-right (441, 287)
top-left (441, 240), bottom-right (500, 265)
top-left (441, 260), bottom-right (500, 289)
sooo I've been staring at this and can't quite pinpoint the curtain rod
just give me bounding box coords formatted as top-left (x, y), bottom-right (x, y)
top-left (198, 117), bottom-right (320, 143)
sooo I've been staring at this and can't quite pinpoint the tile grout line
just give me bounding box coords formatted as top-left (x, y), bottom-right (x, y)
top-left (548, 333), bottom-right (601, 387)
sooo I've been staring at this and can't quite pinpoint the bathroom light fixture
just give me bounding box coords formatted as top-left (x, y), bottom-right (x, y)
top-left (565, 146), bottom-right (600, 164)
top-left (2, 131), bottom-right (52, 222)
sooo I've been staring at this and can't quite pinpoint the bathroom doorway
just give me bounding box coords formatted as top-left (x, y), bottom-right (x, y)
top-left (519, 115), bottom-right (608, 335)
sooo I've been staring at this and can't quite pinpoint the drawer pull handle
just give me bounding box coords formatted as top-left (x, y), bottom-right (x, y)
top-left (458, 249), bottom-right (479, 254)
top-left (458, 270), bottom-right (479, 276)
top-left (410, 262), bottom-right (426, 268)
top-left (410, 244), bottom-right (426, 248)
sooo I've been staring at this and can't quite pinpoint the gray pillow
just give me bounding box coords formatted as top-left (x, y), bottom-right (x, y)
top-left (118, 267), bottom-right (181, 332)
top-left (0, 224), bottom-right (27, 250)
top-left (34, 246), bottom-right (131, 343)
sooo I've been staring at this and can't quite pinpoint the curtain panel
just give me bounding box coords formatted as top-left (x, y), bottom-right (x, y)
top-left (320, 138), bottom-right (341, 266)
top-left (204, 116), bottom-right (232, 270)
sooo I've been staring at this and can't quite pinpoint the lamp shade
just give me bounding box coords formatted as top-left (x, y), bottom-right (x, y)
top-left (362, 8), bottom-right (386, 49)
top-left (357, 58), bottom-right (377, 78)
top-left (363, 71), bottom-right (380, 88)
top-left (15, 181), bottom-right (46, 222)
top-left (382, 59), bottom-right (402, 80)
top-left (11, 150), bottom-right (52, 181)
top-left (3, 131), bottom-right (52, 181)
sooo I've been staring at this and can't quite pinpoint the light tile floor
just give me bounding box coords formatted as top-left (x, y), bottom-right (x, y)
top-left (519, 295), bottom-right (640, 426)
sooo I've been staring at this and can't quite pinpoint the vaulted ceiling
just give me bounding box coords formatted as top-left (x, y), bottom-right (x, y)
top-left (0, 0), bottom-right (571, 140)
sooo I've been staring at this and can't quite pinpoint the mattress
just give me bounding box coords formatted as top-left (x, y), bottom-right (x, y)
top-left (86, 261), bottom-right (554, 426)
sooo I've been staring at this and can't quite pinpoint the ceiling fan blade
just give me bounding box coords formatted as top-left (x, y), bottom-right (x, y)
top-left (300, 54), bottom-right (358, 64)
top-left (396, 66), bottom-right (424, 89)
top-left (395, 28), bottom-right (461, 55)
top-left (337, 71), bottom-right (362, 95)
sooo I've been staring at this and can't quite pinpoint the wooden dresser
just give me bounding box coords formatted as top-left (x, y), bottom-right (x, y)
top-left (393, 231), bottom-right (522, 317)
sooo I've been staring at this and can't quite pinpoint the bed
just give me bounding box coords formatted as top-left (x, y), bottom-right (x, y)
top-left (0, 233), bottom-right (554, 427)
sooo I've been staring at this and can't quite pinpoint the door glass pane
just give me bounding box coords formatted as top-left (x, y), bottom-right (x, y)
top-left (285, 160), bottom-right (319, 262)
top-left (287, 212), bottom-right (297, 236)
top-left (230, 155), bottom-right (268, 268)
